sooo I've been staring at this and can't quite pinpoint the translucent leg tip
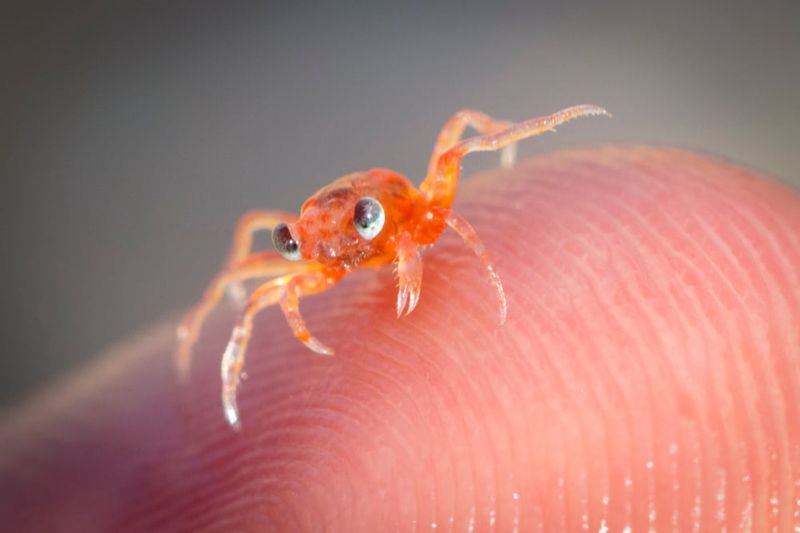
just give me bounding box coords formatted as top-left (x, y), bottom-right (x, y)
top-left (405, 288), bottom-right (420, 316)
top-left (498, 295), bottom-right (508, 326)
top-left (396, 288), bottom-right (409, 318)
top-left (224, 402), bottom-right (241, 430)
top-left (305, 336), bottom-right (334, 356)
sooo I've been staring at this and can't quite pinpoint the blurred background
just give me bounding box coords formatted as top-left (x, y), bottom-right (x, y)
top-left (1, 0), bottom-right (798, 410)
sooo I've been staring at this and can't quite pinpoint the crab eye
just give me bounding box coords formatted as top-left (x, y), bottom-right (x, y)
top-left (272, 223), bottom-right (301, 261)
top-left (353, 196), bottom-right (385, 240)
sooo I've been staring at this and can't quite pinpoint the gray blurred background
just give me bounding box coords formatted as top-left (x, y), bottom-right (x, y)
top-left (1, 0), bottom-right (798, 410)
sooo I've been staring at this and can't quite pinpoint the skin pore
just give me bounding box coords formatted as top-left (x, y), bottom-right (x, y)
top-left (0, 146), bottom-right (798, 531)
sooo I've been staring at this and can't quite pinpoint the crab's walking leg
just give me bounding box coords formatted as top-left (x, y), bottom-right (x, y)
top-left (395, 232), bottom-right (423, 317)
top-left (224, 210), bottom-right (297, 303)
top-left (220, 274), bottom-right (294, 429)
top-left (434, 207), bottom-right (507, 325)
top-left (279, 272), bottom-right (340, 355)
top-left (427, 110), bottom-right (515, 179)
top-left (175, 251), bottom-right (305, 380)
top-left (221, 270), bottom-right (339, 428)
top-left (421, 104), bottom-right (610, 208)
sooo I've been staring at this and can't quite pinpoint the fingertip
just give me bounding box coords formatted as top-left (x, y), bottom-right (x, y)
top-left (3, 147), bottom-right (798, 532)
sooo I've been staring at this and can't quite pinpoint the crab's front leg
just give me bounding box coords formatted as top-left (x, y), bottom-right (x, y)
top-left (221, 268), bottom-right (340, 428)
top-left (395, 232), bottom-right (423, 317)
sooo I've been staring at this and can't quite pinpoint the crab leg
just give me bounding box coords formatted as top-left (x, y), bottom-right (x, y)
top-left (395, 232), bottom-right (423, 317)
top-left (175, 251), bottom-right (307, 380)
top-left (224, 209), bottom-right (297, 303)
top-left (435, 207), bottom-right (507, 325)
top-left (221, 269), bottom-right (339, 429)
top-left (421, 104), bottom-right (610, 208)
top-left (426, 109), bottom-right (516, 178)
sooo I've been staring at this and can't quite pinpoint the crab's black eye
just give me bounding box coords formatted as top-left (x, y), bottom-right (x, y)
top-left (353, 196), bottom-right (385, 240)
top-left (272, 223), bottom-right (301, 261)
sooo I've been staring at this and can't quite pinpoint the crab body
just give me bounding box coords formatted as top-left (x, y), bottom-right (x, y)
top-left (176, 104), bottom-right (610, 427)
top-left (294, 170), bottom-right (427, 271)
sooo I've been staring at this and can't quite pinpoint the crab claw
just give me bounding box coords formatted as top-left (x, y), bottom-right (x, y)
top-left (396, 233), bottom-right (423, 318)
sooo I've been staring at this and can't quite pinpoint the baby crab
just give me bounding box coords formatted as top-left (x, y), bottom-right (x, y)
top-left (177, 104), bottom-right (609, 428)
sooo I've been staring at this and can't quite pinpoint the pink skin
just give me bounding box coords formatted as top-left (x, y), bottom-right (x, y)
top-left (1, 147), bottom-right (799, 531)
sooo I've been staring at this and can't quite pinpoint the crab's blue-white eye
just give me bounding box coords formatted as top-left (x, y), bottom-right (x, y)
top-left (353, 196), bottom-right (385, 240)
top-left (272, 223), bottom-right (301, 261)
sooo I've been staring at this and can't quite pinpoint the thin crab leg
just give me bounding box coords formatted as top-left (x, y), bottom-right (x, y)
top-left (279, 272), bottom-right (339, 355)
top-left (421, 104), bottom-right (610, 208)
top-left (226, 209), bottom-right (298, 264)
top-left (426, 109), bottom-right (516, 179)
top-left (221, 270), bottom-right (339, 429)
top-left (175, 251), bottom-right (307, 380)
top-left (434, 207), bottom-right (507, 325)
top-left (224, 209), bottom-right (297, 304)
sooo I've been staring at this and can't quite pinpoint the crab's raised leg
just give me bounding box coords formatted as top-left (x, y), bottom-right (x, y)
top-left (175, 251), bottom-right (308, 380)
top-left (221, 269), bottom-right (340, 428)
top-left (395, 232), bottom-right (423, 317)
top-left (421, 105), bottom-right (610, 208)
top-left (427, 110), bottom-right (516, 179)
top-left (224, 210), bottom-right (297, 303)
top-left (434, 206), bottom-right (507, 325)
